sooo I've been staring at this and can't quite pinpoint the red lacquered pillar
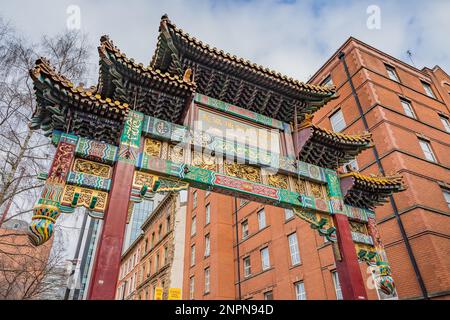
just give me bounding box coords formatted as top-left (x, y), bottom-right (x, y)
top-left (333, 213), bottom-right (368, 300)
top-left (87, 111), bottom-right (144, 300)
top-left (326, 170), bottom-right (368, 300)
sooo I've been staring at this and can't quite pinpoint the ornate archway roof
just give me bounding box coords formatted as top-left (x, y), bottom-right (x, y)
top-left (149, 14), bottom-right (337, 124)
top-left (340, 172), bottom-right (406, 209)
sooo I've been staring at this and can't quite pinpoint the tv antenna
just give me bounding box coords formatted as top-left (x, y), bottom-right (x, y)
top-left (406, 50), bottom-right (416, 67)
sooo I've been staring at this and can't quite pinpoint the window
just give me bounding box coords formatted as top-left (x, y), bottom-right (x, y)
top-left (144, 238), bottom-right (148, 253)
top-left (204, 234), bottom-right (210, 257)
top-left (400, 98), bottom-right (416, 119)
top-left (385, 65), bottom-right (400, 82)
top-left (260, 247), bottom-right (270, 270)
top-left (321, 75), bottom-right (333, 87)
top-left (257, 209), bottom-right (266, 230)
top-left (166, 215), bottom-right (171, 233)
top-left (164, 246), bottom-right (168, 265)
top-left (440, 115), bottom-right (450, 133)
top-left (151, 232), bottom-right (155, 248)
top-left (204, 268), bottom-right (210, 293)
top-left (155, 253), bottom-right (160, 271)
top-left (191, 216), bottom-right (197, 236)
top-left (158, 224), bottom-right (162, 241)
top-left (342, 159), bottom-right (359, 173)
top-left (295, 282), bottom-right (306, 300)
top-left (243, 257), bottom-right (251, 277)
top-left (264, 291), bottom-right (274, 300)
top-left (242, 220), bottom-right (249, 239)
top-left (205, 204), bottom-right (210, 225)
top-left (288, 233), bottom-right (301, 266)
top-left (442, 189), bottom-right (450, 209)
top-left (330, 109), bottom-right (346, 132)
top-left (422, 81), bottom-right (436, 98)
top-left (189, 276), bottom-right (195, 300)
top-left (285, 209), bottom-right (294, 220)
top-left (240, 198), bottom-right (250, 207)
top-left (193, 191), bottom-right (197, 208)
top-left (419, 139), bottom-right (436, 162)
top-left (191, 245), bottom-right (196, 266)
top-left (148, 260), bottom-right (152, 276)
top-left (332, 271), bottom-right (343, 300)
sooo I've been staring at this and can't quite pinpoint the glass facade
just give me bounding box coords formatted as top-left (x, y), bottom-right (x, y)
top-left (125, 200), bottom-right (154, 249)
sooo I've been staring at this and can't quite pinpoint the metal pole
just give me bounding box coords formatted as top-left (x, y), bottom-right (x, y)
top-left (234, 196), bottom-right (242, 300)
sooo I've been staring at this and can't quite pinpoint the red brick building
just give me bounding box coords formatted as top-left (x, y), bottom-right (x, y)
top-left (308, 37), bottom-right (450, 300)
top-left (182, 190), bottom-right (353, 300)
top-left (182, 37), bottom-right (450, 301)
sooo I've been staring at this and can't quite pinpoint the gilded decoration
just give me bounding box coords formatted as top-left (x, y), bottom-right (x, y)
top-left (61, 185), bottom-right (108, 212)
top-left (350, 221), bottom-right (367, 234)
top-left (294, 178), bottom-right (307, 194)
top-left (133, 171), bottom-right (155, 188)
top-left (169, 144), bottom-right (184, 163)
top-left (73, 158), bottom-right (112, 178)
top-left (266, 173), bottom-right (289, 190)
top-left (127, 202), bottom-right (134, 224)
top-left (193, 150), bottom-right (216, 171)
top-left (144, 138), bottom-right (161, 157)
top-left (224, 162), bottom-right (261, 183)
top-left (308, 181), bottom-right (326, 199)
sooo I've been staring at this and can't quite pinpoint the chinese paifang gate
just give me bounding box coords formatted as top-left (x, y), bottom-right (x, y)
top-left (28, 14), bottom-right (404, 300)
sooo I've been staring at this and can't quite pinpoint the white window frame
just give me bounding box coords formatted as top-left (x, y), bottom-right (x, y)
top-left (204, 268), bottom-right (210, 293)
top-left (190, 245), bottom-right (196, 266)
top-left (332, 271), bottom-right (343, 300)
top-left (400, 98), bottom-right (416, 119)
top-left (193, 190), bottom-right (197, 208)
top-left (419, 139), bottom-right (437, 162)
top-left (321, 75), bottom-right (334, 87)
top-left (189, 276), bottom-right (195, 300)
top-left (342, 159), bottom-right (359, 173)
top-left (205, 203), bottom-right (211, 225)
top-left (295, 281), bottom-right (307, 300)
top-left (260, 247), bottom-right (270, 271)
top-left (386, 65), bottom-right (400, 82)
top-left (442, 189), bottom-right (450, 209)
top-left (440, 115), bottom-right (450, 133)
top-left (257, 209), bottom-right (266, 230)
top-left (242, 220), bottom-right (249, 239)
top-left (264, 291), bottom-right (274, 300)
top-left (243, 256), bottom-right (251, 277)
top-left (285, 209), bottom-right (294, 220)
top-left (422, 81), bottom-right (436, 98)
top-left (288, 233), bottom-right (301, 266)
top-left (191, 216), bottom-right (197, 236)
top-left (204, 234), bottom-right (210, 257)
top-left (330, 109), bottom-right (346, 132)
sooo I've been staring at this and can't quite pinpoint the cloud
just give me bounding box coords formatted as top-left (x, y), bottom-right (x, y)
top-left (1, 0), bottom-right (449, 84)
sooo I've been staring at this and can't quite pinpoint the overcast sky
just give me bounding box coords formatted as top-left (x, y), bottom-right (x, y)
top-left (2, 0), bottom-right (449, 85)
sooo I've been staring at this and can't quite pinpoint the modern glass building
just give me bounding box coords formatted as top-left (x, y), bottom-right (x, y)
top-left (123, 200), bottom-right (154, 250)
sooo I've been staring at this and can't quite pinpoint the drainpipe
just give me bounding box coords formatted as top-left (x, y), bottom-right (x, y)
top-left (234, 196), bottom-right (242, 300)
top-left (338, 51), bottom-right (429, 300)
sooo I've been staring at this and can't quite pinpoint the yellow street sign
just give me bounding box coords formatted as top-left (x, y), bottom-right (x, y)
top-left (154, 287), bottom-right (163, 300)
top-left (168, 288), bottom-right (182, 300)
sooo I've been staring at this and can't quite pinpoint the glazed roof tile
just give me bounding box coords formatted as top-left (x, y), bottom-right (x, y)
top-left (151, 14), bottom-right (336, 98)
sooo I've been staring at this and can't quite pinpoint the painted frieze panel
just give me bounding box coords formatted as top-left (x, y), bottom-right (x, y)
top-left (72, 158), bottom-right (113, 178)
top-left (60, 185), bottom-right (108, 213)
top-left (66, 171), bottom-right (111, 191)
top-left (75, 137), bottom-right (118, 164)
